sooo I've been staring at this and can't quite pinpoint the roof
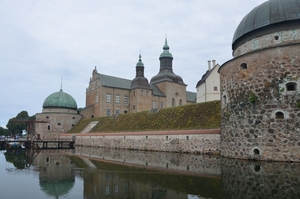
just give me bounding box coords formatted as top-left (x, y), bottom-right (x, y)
top-left (233, 0), bottom-right (300, 49)
top-left (43, 89), bottom-right (77, 110)
top-left (151, 84), bottom-right (166, 97)
top-left (98, 73), bottom-right (132, 89)
top-left (196, 64), bottom-right (219, 88)
top-left (186, 91), bottom-right (196, 103)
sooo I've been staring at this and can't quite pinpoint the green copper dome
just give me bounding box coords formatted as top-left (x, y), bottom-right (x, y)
top-left (43, 89), bottom-right (77, 110)
top-left (159, 38), bottom-right (173, 59)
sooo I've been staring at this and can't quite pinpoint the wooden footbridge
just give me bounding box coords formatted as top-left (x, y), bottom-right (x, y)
top-left (1, 119), bottom-right (75, 150)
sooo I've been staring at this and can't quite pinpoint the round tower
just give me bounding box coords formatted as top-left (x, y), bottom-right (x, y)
top-left (219, 0), bottom-right (300, 161)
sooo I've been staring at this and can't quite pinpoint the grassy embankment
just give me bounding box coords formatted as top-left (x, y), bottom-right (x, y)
top-left (69, 100), bottom-right (221, 134)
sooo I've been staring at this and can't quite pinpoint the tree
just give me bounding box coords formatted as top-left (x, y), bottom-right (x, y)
top-left (6, 111), bottom-right (30, 136)
top-left (0, 126), bottom-right (9, 136)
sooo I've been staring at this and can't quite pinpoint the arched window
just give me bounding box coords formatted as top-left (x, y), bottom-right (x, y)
top-left (240, 63), bottom-right (247, 70)
top-left (286, 82), bottom-right (297, 91)
top-left (253, 149), bottom-right (260, 155)
top-left (172, 98), bottom-right (175, 107)
top-left (275, 111), bottom-right (284, 119)
top-left (179, 99), bottom-right (182, 106)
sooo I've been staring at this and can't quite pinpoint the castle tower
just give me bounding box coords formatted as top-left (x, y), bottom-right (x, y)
top-left (219, 0), bottom-right (300, 161)
top-left (150, 37), bottom-right (187, 107)
top-left (130, 54), bottom-right (152, 112)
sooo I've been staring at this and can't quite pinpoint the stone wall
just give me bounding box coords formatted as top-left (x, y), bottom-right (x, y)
top-left (219, 42), bottom-right (300, 162)
top-left (61, 129), bottom-right (220, 154)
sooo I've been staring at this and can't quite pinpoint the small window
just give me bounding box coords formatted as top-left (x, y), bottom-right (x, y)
top-left (115, 95), bottom-right (120, 103)
top-left (57, 123), bottom-right (61, 125)
top-left (106, 109), bottom-right (111, 116)
top-left (275, 111), bottom-right (284, 119)
top-left (214, 86), bottom-right (218, 91)
top-left (115, 109), bottom-right (120, 114)
top-left (95, 93), bottom-right (98, 103)
top-left (274, 35), bottom-right (279, 40)
top-left (133, 105), bottom-right (136, 110)
top-left (46, 116), bottom-right (49, 119)
top-left (124, 110), bottom-right (128, 114)
top-left (240, 63), bottom-right (247, 70)
top-left (160, 102), bottom-right (164, 108)
top-left (72, 117), bottom-right (75, 119)
top-left (253, 149), bottom-right (260, 155)
top-left (146, 91), bottom-right (149, 96)
top-left (91, 115), bottom-right (94, 118)
top-left (172, 98), bottom-right (175, 107)
top-left (152, 101), bottom-right (157, 108)
top-left (46, 157), bottom-right (50, 163)
top-left (223, 95), bottom-right (227, 104)
top-left (106, 94), bottom-right (111, 103)
top-left (47, 125), bottom-right (51, 131)
top-left (124, 96), bottom-right (128, 104)
top-left (286, 82), bottom-right (297, 91)
top-left (179, 99), bottom-right (182, 106)
top-left (140, 90), bottom-right (144, 96)
top-left (133, 91), bottom-right (135, 96)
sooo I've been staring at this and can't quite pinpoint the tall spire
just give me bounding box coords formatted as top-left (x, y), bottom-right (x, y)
top-left (60, 76), bottom-right (63, 91)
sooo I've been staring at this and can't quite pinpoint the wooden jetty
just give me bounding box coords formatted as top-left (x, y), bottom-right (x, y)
top-left (0, 139), bottom-right (75, 150)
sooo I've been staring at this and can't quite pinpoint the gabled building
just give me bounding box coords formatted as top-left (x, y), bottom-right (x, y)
top-left (196, 60), bottom-right (220, 103)
top-left (80, 38), bottom-right (196, 118)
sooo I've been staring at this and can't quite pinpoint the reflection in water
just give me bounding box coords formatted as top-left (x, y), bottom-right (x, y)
top-left (3, 147), bottom-right (300, 199)
top-left (32, 149), bottom-right (77, 198)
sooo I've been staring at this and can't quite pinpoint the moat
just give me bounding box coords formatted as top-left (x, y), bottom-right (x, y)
top-left (1, 147), bottom-right (300, 199)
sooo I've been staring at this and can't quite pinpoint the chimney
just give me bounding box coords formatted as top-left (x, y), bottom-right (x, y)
top-left (212, 60), bottom-right (216, 68)
top-left (208, 60), bottom-right (211, 70)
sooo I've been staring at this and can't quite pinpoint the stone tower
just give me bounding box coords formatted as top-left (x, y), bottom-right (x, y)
top-left (219, 0), bottom-right (300, 161)
top-left (130, 54), bottom-right (152, 112)
top-left (150, 38), bottom-right (187, 107)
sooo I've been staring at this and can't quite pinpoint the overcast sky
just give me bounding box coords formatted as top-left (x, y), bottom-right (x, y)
top-left (0, 0), bottom-right (266, 127)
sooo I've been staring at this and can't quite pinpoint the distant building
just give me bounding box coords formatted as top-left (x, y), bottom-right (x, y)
top-left (196, 60), bottom-right (220, 103)
top-left (80, 38), bottom-right (196, 118)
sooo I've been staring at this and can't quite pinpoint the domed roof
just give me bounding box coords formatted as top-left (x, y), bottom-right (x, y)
top-left (159, 38), bottom-right (173, 59)
top-left (232, 0), bottom-right (300, 49)
top-left (43, 89), bottom-right (77, 110)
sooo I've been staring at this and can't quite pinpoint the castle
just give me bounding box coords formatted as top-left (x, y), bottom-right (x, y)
top-left (36, 0), bottom-right (300, 162)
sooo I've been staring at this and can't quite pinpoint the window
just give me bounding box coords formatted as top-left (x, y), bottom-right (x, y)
top-left (47, 125), bottom-right (51, 131)
top-left (106, 109), bottom-right (111, 116)
top-left (124, 110), bottom-right (128, 114)
top-left (276, 111), bottom-right (284, 119)
top-left (57, 123), bottom-right (61, 125)
top-left (140, 90), bottom-right (144, 96)
top-left (146, 91), bottom-right (149, 96)
top-left (72, 117), bottom-right (75, 119)
top-left (133, 91), bottom-right (135, 96)
top-left (240, 63), bottom-right (247, 70)
top-left (96, 93), bottom-right (98, 103)
top-left (214, 86), bottom-right (218, 91)
top-left (106, 94), bottom-right (111, 103)
top-left (160, 102), bottom-right (164, 108)
top-left (223, 95), bottom-right (227, 104)
top-left (172, 98), bottom-right (175, 107)
top-left (133, 105), bottom-right (136, 110)
top-left (115, 95), bottom-right (120, 103)
top-left (286, 82), bottom-right (297, 91)
top-left (115, 109), bottom-right (120, 114)
top-left (152, 101), bottom-right (157, 108)
top-left (124, 96), bottom-right (128, 104)
top-left (179, 99), bottom-right (182, 106)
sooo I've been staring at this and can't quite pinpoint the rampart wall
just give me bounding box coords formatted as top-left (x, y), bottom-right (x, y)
top-left (60, 129), bottom-right (220, 154)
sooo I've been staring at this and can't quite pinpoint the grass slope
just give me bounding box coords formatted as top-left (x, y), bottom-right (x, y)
top-left (69, 100), bottom-right (220, 133)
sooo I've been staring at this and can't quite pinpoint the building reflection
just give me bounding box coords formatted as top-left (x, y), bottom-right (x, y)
top-left (32, 149), bottom-right (76, 198)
